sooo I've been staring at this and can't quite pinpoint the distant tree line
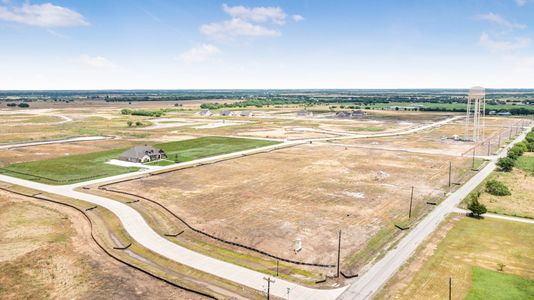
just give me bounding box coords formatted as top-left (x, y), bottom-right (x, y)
top-left (121, 109), bottom-right (164, 117)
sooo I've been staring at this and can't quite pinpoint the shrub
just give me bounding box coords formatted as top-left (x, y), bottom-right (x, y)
top-left (135, 121), bottom-right (143, 126)
top-left (497, 157), bottom-right (515, 172)
top-left (486, 180), bottom-right (511, 196)
top-left (514, 142), bottom-right (528, 153)
top-left (127, 120), bottom-right (133, 127)
top-left (6, 103), bottom-right (16, 107)
top-left (17, 103), bottom-right (30, 108)
top-left (467, 192), bottom-right (487, 217)
top-left (507, 147), bottom-right (522, 160)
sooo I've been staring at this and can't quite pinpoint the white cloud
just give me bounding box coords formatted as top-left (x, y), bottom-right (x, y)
top-left (222, 4), bottom-right (286, 24)
top-left (0, 2), bottom-right (88, 27)
top-left (79, 55), bottom-right (116, 68)
top-left (479, 32), bottom-right (531, 52)
top-left (177, 44), bottom-right (220, 63)
top-left (201, 18), bottom-right (280, 39)
top-left (516, 0), bottom-right (527, 7)
top-left (476, 12), bottom-right (526, 29)
top-left (292, 14), bottom-right (304, 22)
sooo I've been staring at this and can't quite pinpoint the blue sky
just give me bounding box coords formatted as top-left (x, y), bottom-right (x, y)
top-left (0, 0), bottom-right (533, 89)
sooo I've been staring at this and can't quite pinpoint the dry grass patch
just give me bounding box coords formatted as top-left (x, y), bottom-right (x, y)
top-left (109, 144), bottom-right (471, 272)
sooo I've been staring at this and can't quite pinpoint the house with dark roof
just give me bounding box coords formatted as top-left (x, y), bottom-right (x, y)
top-left (220, 110), bottom-right (236, 116)
top-left (199, 109), bottom-right (212, 117)
top-left (118, 145), bottom-right (166, 163)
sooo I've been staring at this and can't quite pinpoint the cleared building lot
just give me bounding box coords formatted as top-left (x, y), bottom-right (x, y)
top-left (107, 143), bottom-right (473, 274)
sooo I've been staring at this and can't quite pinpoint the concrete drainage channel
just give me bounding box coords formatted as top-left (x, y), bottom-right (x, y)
top-left (0, 186), bottom-right (218, 299)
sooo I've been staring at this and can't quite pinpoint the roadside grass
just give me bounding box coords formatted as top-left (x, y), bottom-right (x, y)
top-left (155, 136), bottom-right (279, 162)
top-left (381, 217), bottom-right (534, 300)
top-left (465, 267), bottom-right (534, 300)
top-left (478, 169), bottom-right (534, 219)
top-left (0, 149), bottom-right (139, 185)
top-left (515, 155), bottom-right (534, 172)
top-left (145, 159), bottom-right (175, 166)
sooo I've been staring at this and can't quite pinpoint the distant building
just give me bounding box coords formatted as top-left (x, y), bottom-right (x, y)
top-left (336, 110), bottom-right (367, 118)
top-left (240, 111), bottom-right (254, 117)
top-left (297, 109), bottom-right (313, 117)
top-left (220, 110), bottom-right (236, 116)
top-left (199, 109), bottom-right (212, 117)
top-left (118, 145), bottom-right (166, 163)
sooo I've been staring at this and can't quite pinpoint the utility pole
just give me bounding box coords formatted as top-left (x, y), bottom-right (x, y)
top-left (336, 230), bottom-right (341, 278)
top-left (487, 140), bottom-right (491, 156)
top-left (498, 132), bottom-right (501, 147)
top-left (449, 277), bottom-right (452, 300)
top-left (472, 147), bottom-right (476, 169)
top-left (263, 277), bottom-right (275, 300)
top-left (409, 186), bottom-right (414, 219)
top-left (448, 161), bottom-right (452, 188)
top-left (276, 261), bottom-right (279, 277)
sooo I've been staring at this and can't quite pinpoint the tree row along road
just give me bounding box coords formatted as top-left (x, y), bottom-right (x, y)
top-left (0, 115), bottom-right (487, 300)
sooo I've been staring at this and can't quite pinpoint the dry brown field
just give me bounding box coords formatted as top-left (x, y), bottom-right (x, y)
top-left (0, 190), bottom-right (207, 300)
top-left (107, 143), bottom-right (473, 273)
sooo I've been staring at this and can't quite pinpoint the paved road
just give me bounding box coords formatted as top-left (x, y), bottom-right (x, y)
top-left (339, 124), bottom-right (532, 300)
top-left (0, 136), bottom-right (112, 150)
top-left (0, 115), bottom-right (465, 300)
top-left (452, 208), bottom-right (534, 224)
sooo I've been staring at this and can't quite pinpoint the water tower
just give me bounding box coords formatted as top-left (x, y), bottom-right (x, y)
top-left (464, 86), bottom-right (486, 142)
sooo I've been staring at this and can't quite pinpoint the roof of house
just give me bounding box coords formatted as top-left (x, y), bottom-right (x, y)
top-left (119, 145), bottom-right (164, 160)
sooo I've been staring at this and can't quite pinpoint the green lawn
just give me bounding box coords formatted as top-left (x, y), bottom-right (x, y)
top-left (515, 155), bottom-right (534, 172)
top-left (0, 136), bottom-right (278, 185)
top-left (465, 267), bottom-right (534, 300)
top-left (349, 126), bottom-right (385, 132)
top-left (155, 136), bottom-right (279, 162)
top-left (0, 149), bottom-right (139, 185)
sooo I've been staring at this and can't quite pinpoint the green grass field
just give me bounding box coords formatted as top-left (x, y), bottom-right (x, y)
top-left (0, 136), bottom-right (278, 185)
top-left (155, 136), bottom-right (279, 162)
top-left (381, 217), bottom-right (534, 300)
top-left (465, 267), bottom-right (534, 300)
top-left (0, 149), bottom-right (139, 184)
top-left (515, 155), bottom-right (534, 172)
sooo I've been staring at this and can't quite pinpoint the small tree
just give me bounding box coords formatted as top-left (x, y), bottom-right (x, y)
top-left (497, 263), bottom-right (506, 272)
top-left (497, 157), bottom-right (514, 172)
top-left (127, 120), bottom-right (133, 127)
top-left (486, 180), bottom-right (511, 196)
top-left (467, 192), bottom-right (487, 218)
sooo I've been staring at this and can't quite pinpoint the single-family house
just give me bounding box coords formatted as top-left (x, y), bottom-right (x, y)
top-left (199, 109), bottom-right (212, 117)
top-left (220, 110), bottom-right (236, 116)
top-left (118, 145), bottom-right (166, 163)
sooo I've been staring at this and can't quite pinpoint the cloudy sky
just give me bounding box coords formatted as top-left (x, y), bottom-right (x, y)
top-left (0, 0), bottom-right (533, 89)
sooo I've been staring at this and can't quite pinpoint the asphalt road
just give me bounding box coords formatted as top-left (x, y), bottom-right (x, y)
top-left (339, 124), bottom-right (532, 300)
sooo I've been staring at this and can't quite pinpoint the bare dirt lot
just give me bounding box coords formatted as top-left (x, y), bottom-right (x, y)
top-left (333, 118), bottom-right (520, 157)
top-left (0, 191), bottom-right (206, 300)
top-left (107, 143), bottom-right (472, 271)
